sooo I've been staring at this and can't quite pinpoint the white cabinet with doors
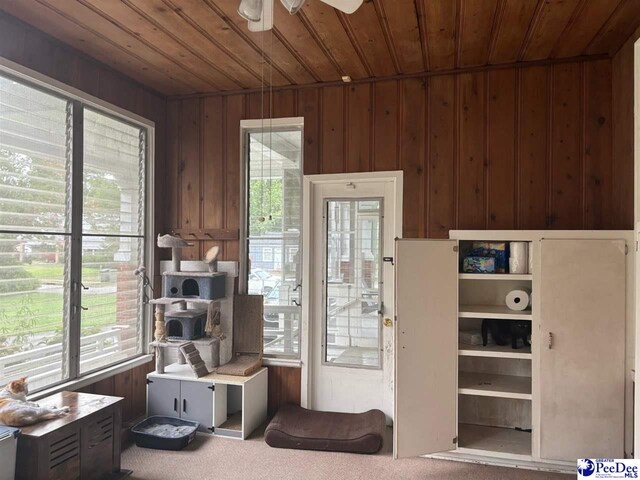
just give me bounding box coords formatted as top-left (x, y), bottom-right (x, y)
top-left (394, 231), bottom-right (633, 472)
top-left (147, 363), bottom-right (268, 439)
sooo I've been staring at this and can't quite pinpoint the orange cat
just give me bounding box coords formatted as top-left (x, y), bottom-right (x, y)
top-left (0, 377), bottom-right (70, 427)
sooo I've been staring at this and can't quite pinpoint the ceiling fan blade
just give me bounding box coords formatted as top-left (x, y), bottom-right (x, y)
top-left (238, 0), bottom-right (263, 21)
top-left (280, 0), bottom-right (306, 14)
top-left (320, 0), bottom-right (363, 14)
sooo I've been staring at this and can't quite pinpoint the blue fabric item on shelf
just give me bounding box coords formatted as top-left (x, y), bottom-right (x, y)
top-left (469, 242), bottom-right (509, 273)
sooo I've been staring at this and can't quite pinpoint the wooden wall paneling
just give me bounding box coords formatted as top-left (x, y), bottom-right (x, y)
top-left (611, 26), bottom-right (638, 229)
top-left (517, 65), bottom-right (549, 229)
top-left (346, 83), bottom-right (372, 173)
top-left (373, 81), bottom-right (399, 171)
top-left (71, 56), bottom-right (101, 99)
top-left (178, 98), bottom-right (203, 259)
top-left (586, 0), bottom-right (640, 55)
top-left (0, 13), bottom-right (27, 60)
top-left (428, 75), bottom-right (456, 238)
top-left (81, 0), bottom-right (249, 90)
top-left (376, 0), bottom-right (424, 74)
top-left (489, 0), bottom-right (538, 65)
top-left (320, 86), bottom-right (346, 174)
top-left (224, 95), bottom-right (246, 261)
top-left (457, 0), bottom-right (499, 68)
top-left (166, 100), bottom-right (181, 247)
top-left (521, 0), bottom-right (581, 61)
top-left (0, 6), bottom-right (185, 95)
top-left (338, 1), bottom-right (397, 77)
top-left (246, 91), bottom-right (271, 120)
top-left (203, 96), bottom-right (227, 261)
top-left (400, 79), bottom-right (427, 238)
top-left (457, 72), bottom-right (486, 229)
top-left (130, 362), bottom-right (154, 421)
top-left (272, 89), bottom-right (297, 118)
top-left (298, 1), bottom-right (369, 79)
top-left (583, 60), bottom-right (613, 229)
top-left (552, 0), bottom-right (622, 58)
top-left (113, 367), bottom-right (133, 423)
top-left (487, 69), bottom-right (517, 229)
top-left (420, 0), bottom-right (458, 70)
top-left (267, 366), bottom-right (301, 416)
top-left (298, 88), bottom-right (321, 175)
top-left (549, 62), bottom-right (582, 229)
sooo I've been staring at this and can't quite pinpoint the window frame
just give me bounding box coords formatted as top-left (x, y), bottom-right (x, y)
top-left (0, 57), bottom-right (155, 394)
top-left (239, 117), bottom-right (304, 366)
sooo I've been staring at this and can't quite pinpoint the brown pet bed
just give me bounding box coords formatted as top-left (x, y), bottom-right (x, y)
top-left (264, 404), bottom-right (386, 454)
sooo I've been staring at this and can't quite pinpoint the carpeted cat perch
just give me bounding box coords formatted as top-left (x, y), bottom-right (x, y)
top-left (264, 404), bottom-right (386, 454)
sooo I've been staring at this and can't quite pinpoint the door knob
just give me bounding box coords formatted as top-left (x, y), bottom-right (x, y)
top-left (383, 318), bottom-right (393, 327)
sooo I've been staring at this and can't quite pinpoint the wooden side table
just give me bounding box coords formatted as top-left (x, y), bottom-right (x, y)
top-left (15, 392), bottom-right (128, 480)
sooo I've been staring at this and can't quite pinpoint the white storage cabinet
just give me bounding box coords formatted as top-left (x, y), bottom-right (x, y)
top-left (147, 363), bottom-right (268, 439)
top-left (394, 230), bottom-right (633, 473)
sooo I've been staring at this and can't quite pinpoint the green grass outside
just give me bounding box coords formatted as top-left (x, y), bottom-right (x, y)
top-left (0, 291), bottom-right (117, 337)
top-left (23, 264), bottom-right (102, 284)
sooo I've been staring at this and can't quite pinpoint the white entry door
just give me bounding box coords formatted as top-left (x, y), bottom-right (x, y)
top-left (302, 173), bottom-right (402, 420)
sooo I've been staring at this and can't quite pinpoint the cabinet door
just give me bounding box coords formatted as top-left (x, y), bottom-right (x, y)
top-left (540, 239), bottom-right (626, 460)
top-left (147, 377), bottom-right (180, 417)
top-left (394, 239), bottom-right (458, 459)
top-left (180, 381), bottom-right (214, 433)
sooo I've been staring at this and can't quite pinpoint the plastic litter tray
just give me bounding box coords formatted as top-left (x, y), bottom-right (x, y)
top-left (131, 416), bottom-right (199, 451)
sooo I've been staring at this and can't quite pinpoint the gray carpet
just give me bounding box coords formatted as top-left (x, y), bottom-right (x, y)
top-left (122, 428), bottom-right (570, 480)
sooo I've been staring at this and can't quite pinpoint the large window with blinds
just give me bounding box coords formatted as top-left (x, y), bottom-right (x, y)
top-left (0, 70), bottom-right (151, 392)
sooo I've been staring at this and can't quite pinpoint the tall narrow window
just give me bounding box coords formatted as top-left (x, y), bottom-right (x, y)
top-left (80, 110), bottom-right (146, 374)
top-left (244, 126), bottom-right (302, 359)
top-left (0, 76), bottom-right (72, 390)
top-left (0, 69), bottom-right (151, 392)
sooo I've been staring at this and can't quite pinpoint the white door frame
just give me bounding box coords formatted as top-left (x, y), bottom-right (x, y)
top-left (634, 36), bottom-right (640, 456)
top-left (301, 171), bottom-right (403, 410)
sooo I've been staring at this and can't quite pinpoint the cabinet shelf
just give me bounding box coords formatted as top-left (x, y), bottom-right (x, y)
top-left (458, 423), bottom-right (531, 458)
top-left (458, 372), bottom-right (532, 400)
top-left (458, 343), bottom-right (531, 359)
top-left (459, 273), bottom-right (532, 281)
top-left (459, 305), bottom-right (532, 320)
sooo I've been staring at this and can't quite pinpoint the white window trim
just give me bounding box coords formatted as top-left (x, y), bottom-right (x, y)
top-left (239, 117), bottom-right (304, 361)
top-left (0, 56), bottom-right (156, 395)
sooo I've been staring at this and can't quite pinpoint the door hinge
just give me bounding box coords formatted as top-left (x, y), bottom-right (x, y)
top-left (208, 426), bottom-right (215, 433)
top-left (453, 436), bottom-right (458, 444)
top-left (146, 378), bottom-right (153, 385)
top-left (208, 385), bottom-right (215, 391)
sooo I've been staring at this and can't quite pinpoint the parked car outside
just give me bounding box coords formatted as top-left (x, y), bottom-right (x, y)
top-left (248, 268), bottom-right (279, 295)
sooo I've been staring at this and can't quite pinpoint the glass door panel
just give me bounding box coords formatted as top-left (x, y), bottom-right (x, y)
top-left (324, 199), bottom-right (382, 368)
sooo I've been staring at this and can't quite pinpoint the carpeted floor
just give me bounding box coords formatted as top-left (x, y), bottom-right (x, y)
top-left (122, 427), bottom-right (570, 480)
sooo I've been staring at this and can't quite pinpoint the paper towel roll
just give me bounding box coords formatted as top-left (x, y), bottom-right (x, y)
top-left (506, 288), bottom-right (531, 311)
top-left (509, 242), bottom-right (529, 274)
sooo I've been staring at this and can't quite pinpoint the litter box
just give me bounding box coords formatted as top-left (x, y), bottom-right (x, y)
top-left (131, 416), bottom-right (199, 451)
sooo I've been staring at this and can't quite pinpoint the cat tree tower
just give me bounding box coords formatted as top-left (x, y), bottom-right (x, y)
top-left (150, 235), bottom-right (226, 376)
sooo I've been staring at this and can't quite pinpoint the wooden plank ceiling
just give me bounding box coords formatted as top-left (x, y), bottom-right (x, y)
top-left (1, 0), bottom-right (639, 96)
